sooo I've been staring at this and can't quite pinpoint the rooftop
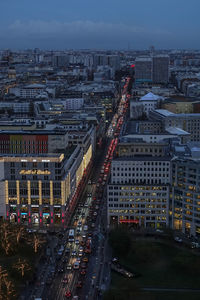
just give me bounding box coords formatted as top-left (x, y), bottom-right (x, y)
top-left (113, 156), bottom-right (171, 162)
top-left (165, 127), bottom-right (190, 136)
top-left (140, 92), bottom-right (161, 101)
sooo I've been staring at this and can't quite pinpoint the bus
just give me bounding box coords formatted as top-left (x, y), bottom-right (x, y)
top-left (68, 229), bottom-right (75, 242)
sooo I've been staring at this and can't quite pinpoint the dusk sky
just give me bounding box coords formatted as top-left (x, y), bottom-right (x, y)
top-left (0, 0), bottom-right (200, 50)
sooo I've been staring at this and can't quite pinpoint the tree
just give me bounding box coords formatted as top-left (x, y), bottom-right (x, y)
top-left (0, 222), bottom-right (15, 255)
top-left (15, 225), bottom-right (26, 244)
top-left (13, 258), bottom-right (31, 277)
top-left (0, 265), bottom-right (15, 300)
top-left (30, 234), bottom-right (45, 253)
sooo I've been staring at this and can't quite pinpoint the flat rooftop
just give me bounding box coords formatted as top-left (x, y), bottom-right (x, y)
top-left (113, 156), bottom-right (171, 162)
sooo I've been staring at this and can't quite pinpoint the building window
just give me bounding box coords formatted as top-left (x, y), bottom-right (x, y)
top-left (33, 162), bottom-right (37, 168)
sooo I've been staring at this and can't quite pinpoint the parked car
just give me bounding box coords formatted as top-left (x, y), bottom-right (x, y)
top-left (191, 242), bottom-right (200, 249)
top-left (174, 237), bottom-right (183, 243)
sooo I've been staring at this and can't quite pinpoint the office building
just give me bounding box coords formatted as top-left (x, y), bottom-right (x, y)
top-left (172, 147), bottom-right (200, 237)
top-left (150, 109), bottom-right (200, 142)
top-left (107, 156), bottom-right (171, 228)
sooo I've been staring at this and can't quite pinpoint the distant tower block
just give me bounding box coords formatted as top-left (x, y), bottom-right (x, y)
top-left (150, 46), bottom-right (155, 56)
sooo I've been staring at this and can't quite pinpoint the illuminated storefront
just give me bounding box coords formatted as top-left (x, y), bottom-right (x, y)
top-left (2, 144), bottom-right (91, 227)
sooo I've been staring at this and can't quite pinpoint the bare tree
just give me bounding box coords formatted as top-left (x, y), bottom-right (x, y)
top-left (13, 258), bottom-right (31, 277)
top-left (0, 265), bottom-right (15, 300)
top-left (0, 222), bottom-right (14, 255)
top-left (15, 225), bottom-right (26, 244)
top-left (32, 234), bottom-right (45, 253)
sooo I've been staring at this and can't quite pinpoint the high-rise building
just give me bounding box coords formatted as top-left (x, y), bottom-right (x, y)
top-left (93, 55), bottom-right (120, 71)
top-left (152, 55), bottom-right (169, 83)
top-left (135, 57), bottom-right (152, 83)
top-left (52, 54), bottom-right (69, 68)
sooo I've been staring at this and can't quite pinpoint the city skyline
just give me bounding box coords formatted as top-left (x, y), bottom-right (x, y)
top-left (0, 0), bottom-right (200, 49)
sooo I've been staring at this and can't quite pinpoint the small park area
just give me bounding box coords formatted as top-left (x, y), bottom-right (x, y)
top-left (104, 227), bottom-right (200, 300)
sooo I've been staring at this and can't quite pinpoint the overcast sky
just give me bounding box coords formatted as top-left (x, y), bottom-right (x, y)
top-left (0, 0), bottom-right (199, 50)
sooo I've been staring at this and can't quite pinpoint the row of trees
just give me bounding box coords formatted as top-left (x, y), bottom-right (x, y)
top-left (0, 221), bottom-right (46, 299)
top-left (0, 260), bottom-right (31, 299)
top-left (0, 221), bottom-right (45, 256)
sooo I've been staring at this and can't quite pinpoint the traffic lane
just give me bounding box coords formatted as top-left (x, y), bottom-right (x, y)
top-left (81, 220), bottom-right (104, 298)
top-left (45, 180), bottom-right (96, 299)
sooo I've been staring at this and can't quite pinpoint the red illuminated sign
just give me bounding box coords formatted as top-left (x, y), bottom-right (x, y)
top-left (119, 220), bottom-right (139, 224)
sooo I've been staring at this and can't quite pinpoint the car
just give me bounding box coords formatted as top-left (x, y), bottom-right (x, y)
top-left (76, 281), bottom-right (82, 288)
top-left (73, 261), bottom-right (80, 270)
top-left (76, 228), bottom-right (81, 234)
top-left (66, 264), bottom-right (72, 270)
top-left (156, 229), bottom-right (164, 233)
top-left (78, 251), bottom-right (83, 257)
top-left (80, 241), bottom-right (85, 246)
top-left (80, 262), bottom-right (87, 269)
top-left (58, 267), bottom-right (64, 273)
top-left (93, 212), bottom-right (97, 216)
top-left (91, 223), bottom-right (95, 228)
top-left (65, 248), bottom-right (70, 253)
top-left (26, 228), bottom-right (37, 233)
top-left (80, 269), bottom-right (86, 275)
top-left (82, 257), bottom-right (88, 263)
top-left (75, 239), bottom-right (79, 245)
top-left (72, 296), bottom-right (79, 300)
top-left (84, 248), bottom-right (91, 254)
top-left (72, 250), bottom-right (77, 256)
top-left (76, 257), bottom-right (81, 262)
top-left (65, 289), bottom-right (72, 298)
top-left (174, 237), bottom-right (183, 243)
top-left (78, 221), bottom-right (82, 226)
top-left (62, 276), bottom-right (68, 283)
top-left (191, 242), bottom-right (200, 249)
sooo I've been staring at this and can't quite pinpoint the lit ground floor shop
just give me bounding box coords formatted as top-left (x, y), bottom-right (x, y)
top-left (7, 204), bottom-right (66, 226)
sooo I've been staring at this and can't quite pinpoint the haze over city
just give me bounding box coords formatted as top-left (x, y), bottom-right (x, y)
top-left (0, 0), bottom-right (200, 49)
top-left (1, 1), bottom-right (200, 300)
